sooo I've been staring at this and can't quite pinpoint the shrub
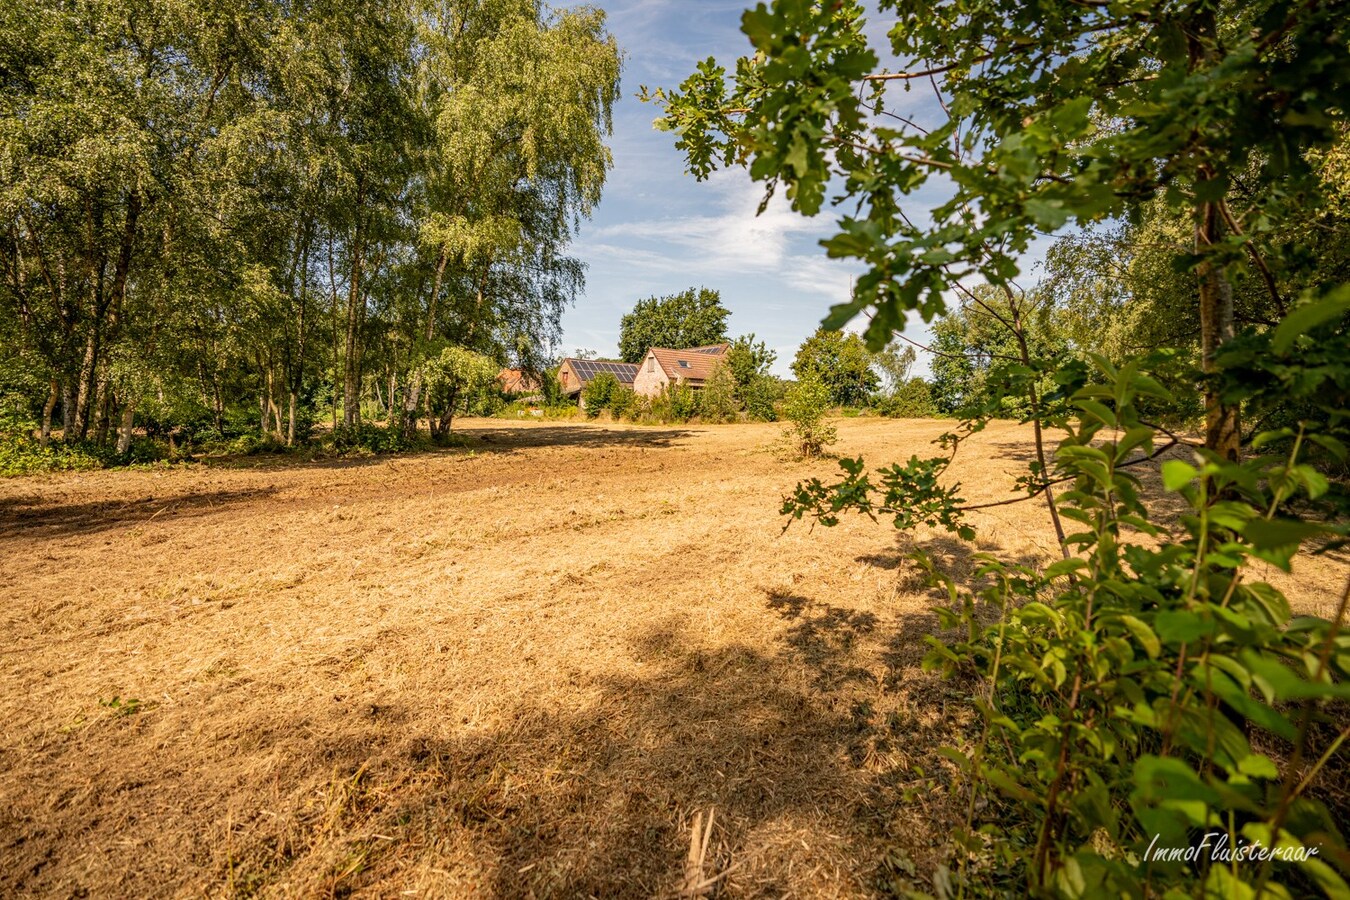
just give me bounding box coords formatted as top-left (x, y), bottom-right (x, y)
top-left (698, 363), bottom-right (740, 423)
top-left (875, 377), bottom-right (938, 418)
top-left (581, 371), bottom-right (619, 417)
top-left (608, 386), bottom-right (639, 420)
top-left (785, 317), bottom-right (1350, 897)
top-left (781, 369), bottom-right (836, 457)
top-left (742, 374), bottom-right (783, 421)
top-left (666, 381), bottom-right (698, 422)
top-left (0, 437), bottom-right (106, 477)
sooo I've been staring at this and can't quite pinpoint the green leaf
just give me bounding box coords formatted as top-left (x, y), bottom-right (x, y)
top-left (1119, 614), bottom-right (1161, 659)
top-left (1161, 460), bottom-right (1197, 491)
top-left (1272, 285), bottom-right (1350, 353)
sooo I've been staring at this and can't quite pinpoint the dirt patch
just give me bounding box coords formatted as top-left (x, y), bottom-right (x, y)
top-left (0, 418), bottom-right (1342, 897)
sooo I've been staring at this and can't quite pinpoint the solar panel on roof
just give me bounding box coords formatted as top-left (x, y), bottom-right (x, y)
top-left (568, 358), bottom-right (637, 383)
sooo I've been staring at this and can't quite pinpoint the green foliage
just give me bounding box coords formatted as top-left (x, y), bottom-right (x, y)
top-left (617, 287), bottom-right (730, 363)
top-left (741, 374), bottom-right (783, 422)
top-left (791, 328), bottom-right (879, 407)
top-left (650, 0), bottom-right (1348, 348)
top-left (726, 333), bottom-right (776, 387)
top-left (421, 347), bottom-right (499, 436)
top-left (875, 378), bottom-right (937, 419)
top-left (781, 369), bottom-right (837, 457)
top-left (581, 371), bottom-right (620, 418)
top-left (0, 0), bottom-right (619, 452)
top-left (665, 381), bottom-right (699, 422)
top-left (698, 362), bottom-right (740, 423)
top-left (606, 386), bottom-right (639, 420)
top-left (657, 0), bottom-right (1350, 895)
top-left (870, 343), bottom-right (916, 396)
top-left (0, 436), bottom-right (105, 477)
top-left (786, 348), bottom-right (1350, 896)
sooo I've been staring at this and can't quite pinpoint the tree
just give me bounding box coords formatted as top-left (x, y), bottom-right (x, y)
top-left (617, 287), bottom-right (729, 363)
top-left (725, 333), bottom-right (776, 387)
top-left (780, 368), bottom-right (835, 457)
top-left (0, 0), bottom-right (621, 461)
top-left (726, 333), bottom-right (778, 420)
top-left (870, 342), bottom-right (916, 397)
top-left (790, 328), bottom-right (878, 407)
top-left (420, 346), bottom-right (497, 439)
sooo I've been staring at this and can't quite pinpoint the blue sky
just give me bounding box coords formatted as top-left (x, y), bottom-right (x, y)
top-left (555, 1), bottom-right (1053, 376)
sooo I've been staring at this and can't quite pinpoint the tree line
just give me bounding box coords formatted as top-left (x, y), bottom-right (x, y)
top-left (1, 0), bottom-right (620, 453)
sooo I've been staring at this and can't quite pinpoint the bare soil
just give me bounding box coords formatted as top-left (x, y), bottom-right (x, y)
top-left (1, 418), bottom-right (1343, 898)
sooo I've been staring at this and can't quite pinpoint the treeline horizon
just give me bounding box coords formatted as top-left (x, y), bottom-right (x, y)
top-left (1, 0), bottom-right (621, 450)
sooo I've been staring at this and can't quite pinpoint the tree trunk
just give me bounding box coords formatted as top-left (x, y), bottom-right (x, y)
top-left (403, 248), bottom-right (450, 440)
top-left (403, 369), bottom-right (424, 441)
top-left (40, 379), bottom-right (58, 448)
top-left (71, 329), bottom-right (98, 441)
top-left (1197, 200), bottom-right (1240, 462)
top-left (93, 374), bottom-right (111, 447)
top-left (116, 401), bottom-right (135, 455)
top-left (287, 390), bottom-right (298, 447)
top-left (343, 197), bottom-right (367, 430)
top-left (62, 382), bottom-right (73, 435)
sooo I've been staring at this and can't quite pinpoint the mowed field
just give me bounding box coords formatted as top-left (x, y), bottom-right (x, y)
top-left (2, 418), bottom-right (1344, 898)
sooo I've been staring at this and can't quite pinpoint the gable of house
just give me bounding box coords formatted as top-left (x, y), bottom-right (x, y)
top-left (633, 344), bottom-right (729, 396)
top-left (557, 358), bottom-right (639, 397)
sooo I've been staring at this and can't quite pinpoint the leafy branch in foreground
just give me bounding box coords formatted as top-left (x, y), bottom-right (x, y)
top-left (654, 0), bottom-right (1349, 893)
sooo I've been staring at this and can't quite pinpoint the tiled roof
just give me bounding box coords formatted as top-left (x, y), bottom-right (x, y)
top-left (497, 369), bottom-right (541, 393)
top-left (649, 345), bottom-right (728, 383)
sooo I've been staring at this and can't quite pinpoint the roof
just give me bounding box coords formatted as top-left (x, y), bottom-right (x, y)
top-left (497, 368), bottom-right (541, 394)
top-left (647, 345), bottom-right (729, 383)
top-left (560, 358), bottom-right (638, 385)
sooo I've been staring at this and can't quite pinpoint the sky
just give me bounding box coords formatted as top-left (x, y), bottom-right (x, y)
top-left (554, 1), bottom-right (1054, 376)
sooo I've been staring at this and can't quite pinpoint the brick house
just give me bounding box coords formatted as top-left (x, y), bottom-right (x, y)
top-left (632, 344), bottom-right (730, 398)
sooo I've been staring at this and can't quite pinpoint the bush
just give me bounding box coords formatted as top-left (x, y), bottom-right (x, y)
top-left (666, 381), bottom-right (698, 422)
top-left (742, 374), bottom-right (783, 421)
top-left (608, 386), bottom-right (639, 420)
top-left (781, 370), bottom-right (836, 456)
top-left (875, 377), bottom-right (938, 418)
top-left (581, 371), bottom-right (619, 417)
top-left (0, 437), bottom-right (106, 477)
top-left (698, 363), bottom-right (740, 423)
top-left (785, 327), bottom-right (1350, 897)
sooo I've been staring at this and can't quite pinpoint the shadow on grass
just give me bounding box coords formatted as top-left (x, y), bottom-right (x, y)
top-left (0, 487), bottom-right (278, 542)
top-left (195, 423), bottom-right (698, 474)
top-left (2, 608), bottom-right (965, 899)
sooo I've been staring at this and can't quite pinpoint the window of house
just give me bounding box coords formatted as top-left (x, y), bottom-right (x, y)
top-left (648, 358), bottom-right (654, 372)
top-left (678, 360), bottom-right (690, 368)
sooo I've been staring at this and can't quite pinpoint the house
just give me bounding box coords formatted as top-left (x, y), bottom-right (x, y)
top-left (497, 368), bottom-right (541, 395)
top-left (632, 343), bottom-right (730, 398)
top-left (556, 358), bottom-right (639, 405)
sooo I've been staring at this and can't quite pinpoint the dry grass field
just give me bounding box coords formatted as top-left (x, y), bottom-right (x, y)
top-left (2, 418), bottom-right (1344, 898)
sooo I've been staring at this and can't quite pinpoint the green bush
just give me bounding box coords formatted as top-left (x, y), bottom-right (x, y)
top-left (742, 374), bottom-right (783, 421)
top-left (875, 377), bottom-right (938, 418)
top-left (781, 369), bottom-right (836, 456)
top-left (0, 437), bottom-right (106, 477)
top-left (698, 363), bottom-right (740, 423)
top-left (666, 381), bottom-right (698, 422)
top-left (608, 386), bottom-right (639, 420)
top-left (785, 315), bottom-right (1350, 897)
top-left (581, 371), bottom-right (619, 417)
